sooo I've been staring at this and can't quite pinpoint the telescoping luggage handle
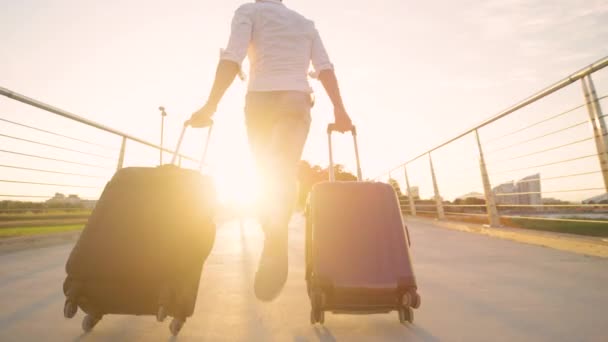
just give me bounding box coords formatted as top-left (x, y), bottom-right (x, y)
top-left (170, 120), bottom-right (213, 172)
top-left (327, 124), bottom-right (362, 182)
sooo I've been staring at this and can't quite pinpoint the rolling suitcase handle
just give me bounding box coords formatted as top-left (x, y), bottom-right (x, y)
top-left (327, 124), bottom-right (362, 182)
top-left (170, 119), bottom-right (213, 171)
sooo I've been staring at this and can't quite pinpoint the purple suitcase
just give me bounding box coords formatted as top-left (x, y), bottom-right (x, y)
top-left (305, 125), bottom-right (420, 324)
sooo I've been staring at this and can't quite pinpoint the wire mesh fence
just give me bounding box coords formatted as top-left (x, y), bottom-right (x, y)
top-left (0, 87), bottom-right (200, 214)
top-left (376, 57), bottom-right (608, 235)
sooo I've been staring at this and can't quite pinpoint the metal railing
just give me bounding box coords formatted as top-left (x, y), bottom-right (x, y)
top-left (376, 57), bottom-right (608, 228)
top-left (0, 87), bottom-right (199, 204)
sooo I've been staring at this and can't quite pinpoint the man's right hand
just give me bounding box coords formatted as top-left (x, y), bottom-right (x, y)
top-left (333, 107), bottom-right (353, 133)
top-left (187, 103), bottom-right (216, 128)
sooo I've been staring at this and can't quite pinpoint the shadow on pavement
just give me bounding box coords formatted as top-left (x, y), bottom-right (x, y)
top-left (313, 326), bottom-right (336, 341)
top-left (0, 290), bottom-right (63, 327)
top-left (409, 324), bottom-right (441, 342)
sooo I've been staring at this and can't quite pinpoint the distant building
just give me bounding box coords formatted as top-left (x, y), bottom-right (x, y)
top-left (456, 192), bottom-right (485, 201)
top-left (493, 182), bottom-right (518, 205)
top-left (46, 193), bottom-right (97, 208)
top-left (583, 193), bottom-right (608, 204)
top-left (492, 173), bottom-right (541, 206)
top-left (517, 173), bottom-right (541, 206)
top-left (46, 193), bottom-right (67, 204)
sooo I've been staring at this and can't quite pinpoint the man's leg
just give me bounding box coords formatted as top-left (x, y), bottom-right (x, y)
top-left (264, 99), bottom-right (311, 240)
top-left (244, 93), bottom-right (275, 232)
top-left (246, 91), bottom-right (311, 301)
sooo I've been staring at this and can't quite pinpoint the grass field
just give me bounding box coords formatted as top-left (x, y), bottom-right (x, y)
top-left (0, 210), bottom-right (91, 230)
top-left (0, 210), bottom-right (91, 222)
top-left (406, 210), bottom-right (608, 237)
top-left (505, 218), bottom-right (608, 237)
top-left (0, 225), bottom-right (84, 238)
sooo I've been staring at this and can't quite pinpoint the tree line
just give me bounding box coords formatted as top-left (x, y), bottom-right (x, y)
top-left (0, 200), bottom-right (89, 212)
top-left (296, 161), bottom-right (357, 209)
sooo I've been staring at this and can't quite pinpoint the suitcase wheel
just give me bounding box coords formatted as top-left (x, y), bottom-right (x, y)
top-left (156, 306), bottom-right (168, 322)
top-left (401, 293), bottom-right (412, 307)
top-left (310, 309), bottom-right (325, 325)
top-left (63, 300), bottom-right (78, 319)
top-left (411, 292), bottom-right (421, 309)
top-left (82, 314), bottom-right (101, 333)
top-left (309, 290), bottom-right (326, 325)
top-left (169, 318), bottom-right (185, 336)
top-left (401, 292), bottom-right (421, 309)
top-left (398, 307), bottom-right (413, 324)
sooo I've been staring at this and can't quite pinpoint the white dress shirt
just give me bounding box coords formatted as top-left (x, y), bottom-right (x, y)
top-left (220, 0), bottom-right (334, 93)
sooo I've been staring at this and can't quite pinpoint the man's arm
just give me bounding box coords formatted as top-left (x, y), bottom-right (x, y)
top-left (318, 69), bottom-right (352, 133)
top-left (188, 60), bottom-right (239, 127)
top-left (208, 60), bottom-right (241, 108)
top-left (189, 5), bottom-right (253, 127)
top-left (318, 69), bottom-right (344, 110)
top-left (311, 28), bottom-right (352, 132)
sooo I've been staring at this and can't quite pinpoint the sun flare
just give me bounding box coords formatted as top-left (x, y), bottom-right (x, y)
top-left (209, 161), bottom-right (260, 208)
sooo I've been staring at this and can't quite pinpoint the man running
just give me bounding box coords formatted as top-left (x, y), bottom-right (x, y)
top-left (189, 0), bottom-right (353, 301)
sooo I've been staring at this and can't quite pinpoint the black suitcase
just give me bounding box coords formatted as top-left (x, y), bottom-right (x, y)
top-left (305, 125), bottom-right (420, 325)
top-left (63, 124), bottom-right (216, 336)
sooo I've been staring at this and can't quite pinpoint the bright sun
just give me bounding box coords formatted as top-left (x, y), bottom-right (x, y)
top-left (209, 160), bottom-right (259, 208)
top-left (195, 120), bottom-right (263, 210)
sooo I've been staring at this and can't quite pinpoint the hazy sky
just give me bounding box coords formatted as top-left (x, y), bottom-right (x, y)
top-left (2, 0), bottom-right (608, 202)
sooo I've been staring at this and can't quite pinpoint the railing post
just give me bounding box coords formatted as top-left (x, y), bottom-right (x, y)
top-left (117, 136), bottom-right (127, 171)
top-left (429, 153), bottom-right (445, 220)
top-left (178, 155), bottom-right (182, 167)
top-left (388, 170), bottom-right (398, 211)
top-left (404, 165), bottom-right (417, 216)
top-left (582, 75), bottom-right (608, 192)
top-left (475, 129), bottom-right (500, 227)
top-left (587, 75), bottom-right (608, 141)
top-left (159, 106), bottom-right (167, 166)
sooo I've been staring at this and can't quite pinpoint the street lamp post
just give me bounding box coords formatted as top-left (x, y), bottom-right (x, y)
top-left (159, 106), bottom-right (167, 165)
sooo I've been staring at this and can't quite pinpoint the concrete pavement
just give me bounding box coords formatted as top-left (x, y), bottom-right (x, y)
top-left (1, 216), bottom-right (607, 341)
